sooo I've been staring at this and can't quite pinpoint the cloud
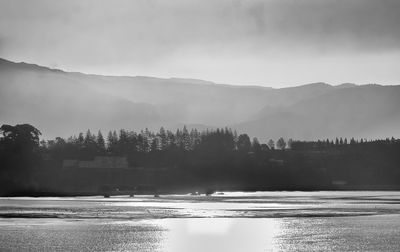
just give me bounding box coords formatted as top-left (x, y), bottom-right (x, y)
top-left (0, 0), bottom-right (400, 86)
top-left (243, 0), bottom-right (400, 51)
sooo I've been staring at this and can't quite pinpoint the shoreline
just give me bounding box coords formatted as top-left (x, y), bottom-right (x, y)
top-left (2, 186), bottom-right (400, 198)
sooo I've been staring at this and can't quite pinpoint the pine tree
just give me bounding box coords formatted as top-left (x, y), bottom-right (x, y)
top-left (84, 130), bottom-right (96, 147)
top-left (158, 127), bottom-right (168, 151)
top-left (167, 130), bottom-right (176, 150)
top-left (150, 138), bottom-right (160, 152)
top-left (175, 129), bottom-right (182, 149)
top-left (78, 132), bottom-right (84, 146)
top-left (252, 137), bottom-right (261, 153)
top-left (96, 130), bottom-right (106, 153)
top-left (181, 126), bottom-right (191, 150)
top-left (107, 131), bottom-right (118, 154)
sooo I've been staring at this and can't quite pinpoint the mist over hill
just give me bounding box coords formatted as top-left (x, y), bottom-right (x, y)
top-left (1, 58), bottom-right (399, 140)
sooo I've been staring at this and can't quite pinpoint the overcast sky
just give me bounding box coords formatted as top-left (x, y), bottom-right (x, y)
top-left (1, 0), bottom-right (400, 87)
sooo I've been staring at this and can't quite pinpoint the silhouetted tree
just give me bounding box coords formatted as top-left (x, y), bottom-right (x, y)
top-left (0, 124), bottom-right (42, 188)
top-left (107, 131), bottom-right (118, 154)
top-left (181, 126), bottom-right (191, 150)
top-left (158, 127), bottom-right (168, 150)
top-left (96, 130), bottom-right (106, 153)
top-left (252, 137), bottom-right (261, 153)
top-left (77, 133), bottom-right (84, 146)
top-left (276, 137), bottom-right (286, 150)
top-left (150, 138), bottom-right (160, 152)
top-left (237, 134), bottom-right (251, 152)
top-left (0, 124), bottom-right (41, 146)
top-left (267, 139), bottom-right (275, 150)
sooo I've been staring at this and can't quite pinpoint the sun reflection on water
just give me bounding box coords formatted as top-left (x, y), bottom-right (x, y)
top-left (159, 218), bottom-right (282, 252)
top-left (2, 192), bottom-right (400, 251)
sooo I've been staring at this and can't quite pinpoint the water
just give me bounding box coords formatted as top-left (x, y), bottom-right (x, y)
top-left (1, 191), bottom-right (400, 251)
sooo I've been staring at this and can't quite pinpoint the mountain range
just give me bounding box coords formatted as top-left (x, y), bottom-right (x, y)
top-left (1, 58), bottom-right (399, 141)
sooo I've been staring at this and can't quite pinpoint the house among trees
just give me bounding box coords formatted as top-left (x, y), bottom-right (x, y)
top-left (62, 156), bottom-right (129, 169)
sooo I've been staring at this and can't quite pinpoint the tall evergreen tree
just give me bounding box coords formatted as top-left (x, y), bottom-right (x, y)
top-left (77, 132), bottom-right (84, 147)
top-left (181, 126), bottom-right (191, 150)
top-left (107, 131), bottom-right (118, 154)
top-left (252, 137), bottom-right (261, 153)
top-left (150, 138), bottom-right (160, 152)
top-left (96, 130), bottom-right (106, 153)
top-left (158, 127), bottom-right (168, 151)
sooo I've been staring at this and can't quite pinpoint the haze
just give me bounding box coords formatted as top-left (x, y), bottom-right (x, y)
top-left (1, 0), bottom-right (400, 87)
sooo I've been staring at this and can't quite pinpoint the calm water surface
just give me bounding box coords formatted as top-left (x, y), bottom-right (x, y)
top-left (1, 191), bottom-right (400, 251)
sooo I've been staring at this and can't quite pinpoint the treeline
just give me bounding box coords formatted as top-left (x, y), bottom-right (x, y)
top-left (40, 126), bottom-right (286, 161)
top-left (1, 123), bottom-right (400, 195)
top-left (291, 137), bottom-right (398, 150)
top-left (40, 125), bottom-right (398, 162)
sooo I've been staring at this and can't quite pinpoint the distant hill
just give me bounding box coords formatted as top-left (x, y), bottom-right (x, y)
top-left (0, 58), bottom-right (399, 140)
top-left (235, 85), bottom-right (400, 140)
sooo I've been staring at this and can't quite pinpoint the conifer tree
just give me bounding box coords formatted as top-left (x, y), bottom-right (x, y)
top-left (96, 130), bottom-right (106, 153)
top-left (252, 137), bottom-right (261, 153)
top-left (158, 127), bottom-right (168, 150)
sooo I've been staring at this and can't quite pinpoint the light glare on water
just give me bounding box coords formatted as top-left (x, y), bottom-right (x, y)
top-left (1, 191), bottom-right (400, 251)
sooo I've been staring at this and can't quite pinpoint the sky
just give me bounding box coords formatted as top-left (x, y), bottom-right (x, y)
top-left (0, 0), bottom-right (400, 87)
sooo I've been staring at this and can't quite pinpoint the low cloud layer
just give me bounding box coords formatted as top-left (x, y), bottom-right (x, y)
top-left (1, 0), bottom-right (400, 86)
